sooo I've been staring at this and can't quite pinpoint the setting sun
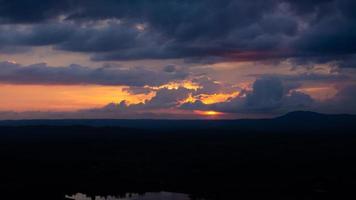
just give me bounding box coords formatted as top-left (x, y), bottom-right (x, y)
top-left (194, 110), bottom-right (224, 116)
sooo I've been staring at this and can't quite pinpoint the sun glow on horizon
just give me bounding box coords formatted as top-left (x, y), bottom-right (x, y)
top-left (194, 110), bottom-right (225, 116)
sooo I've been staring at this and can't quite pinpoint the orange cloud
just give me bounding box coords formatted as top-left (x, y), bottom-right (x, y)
top-left (179, 92), bottom-right (240, 105)
top-left (198, 92), bottom-right (240, 104)
top-left (146, 80), bottom-right (201, 91)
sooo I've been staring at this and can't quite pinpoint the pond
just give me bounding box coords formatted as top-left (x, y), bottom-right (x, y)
top-left (65, 191), bottom-right (201, 200)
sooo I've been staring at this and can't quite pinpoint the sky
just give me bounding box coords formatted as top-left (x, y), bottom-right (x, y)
top-left (0, 0), bottom-right (356, 119)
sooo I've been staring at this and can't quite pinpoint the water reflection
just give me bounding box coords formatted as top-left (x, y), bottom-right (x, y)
top-left (65, 192), bottom-right (195, 200)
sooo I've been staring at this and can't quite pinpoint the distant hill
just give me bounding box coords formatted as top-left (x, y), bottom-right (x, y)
top-left (0, 111), bottom-right (355, 132)
top-left (277, 111), bottom-right (354, 120)
top-left (272, 111), bottom-right (356, 130)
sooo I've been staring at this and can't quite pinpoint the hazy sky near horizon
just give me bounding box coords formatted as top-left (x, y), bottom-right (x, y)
top-left (0, 0), bottom-right (356, 119)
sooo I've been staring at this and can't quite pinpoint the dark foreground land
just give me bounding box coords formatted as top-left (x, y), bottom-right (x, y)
top-left (1, 111), bottom-right (356, 200)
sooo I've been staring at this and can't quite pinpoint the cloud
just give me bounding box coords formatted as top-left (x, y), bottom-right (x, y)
top-left (317, 84), bottom-right (356, 113)
top-left (250, 72), bottom-right (349, 83)
top-left (163, 65), bottom-right (176, 73)
top-left (336, 55), bottom-right (356, 68)
top-left (0, 61), bottom-right (188, 86)
top-left (118, 87), bottom-right (191, 110)
top-left (122, 87), bottom-right (152, 95)
top-left (0, 0), bottom-right (355, 68)
top-left (191, 76), bottom-right (240, 95)
top-left (181, 77), bottom-right (314, 113)
top-left (0, 0), bottom-right (69, 23)
top-left (245, 78), bottom-right (285, 110)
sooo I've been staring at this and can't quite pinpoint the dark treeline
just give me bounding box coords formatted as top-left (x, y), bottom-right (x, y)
top-left (0, 112), bottom-right (356, 199)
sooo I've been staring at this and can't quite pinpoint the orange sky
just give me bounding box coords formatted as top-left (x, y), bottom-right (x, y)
top-left (0, 84), bottom-right (153, 111)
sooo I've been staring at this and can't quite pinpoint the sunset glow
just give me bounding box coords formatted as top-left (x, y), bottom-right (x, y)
top-left (0, 84), bottom-right (154, 111)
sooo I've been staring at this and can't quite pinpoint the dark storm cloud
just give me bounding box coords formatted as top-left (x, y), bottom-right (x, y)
top-left (293, 14), bottom-right (356, 55)
top-left (1, 0), bottom-right (356, 66)
top-left (250, 73), bottom-right (349, 82)
top-left (66, 0), bottom-right (278, 40)
top-left (57, 24), bottom-right (153, 53)
top-left (0, 23), bottom-right (149, 52)
top-left (337, 55), bottom-right (356, 68)
top-left (288, 0), bottom-right (356, 67)
top-left (0, 61), bottom-right (187, 86)
top-left (0, 0), bottom-right (298, 61)
top-left (0, 0), bottom-right (70, 23)
top-left (0, 23), bottom-right (72, 49)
